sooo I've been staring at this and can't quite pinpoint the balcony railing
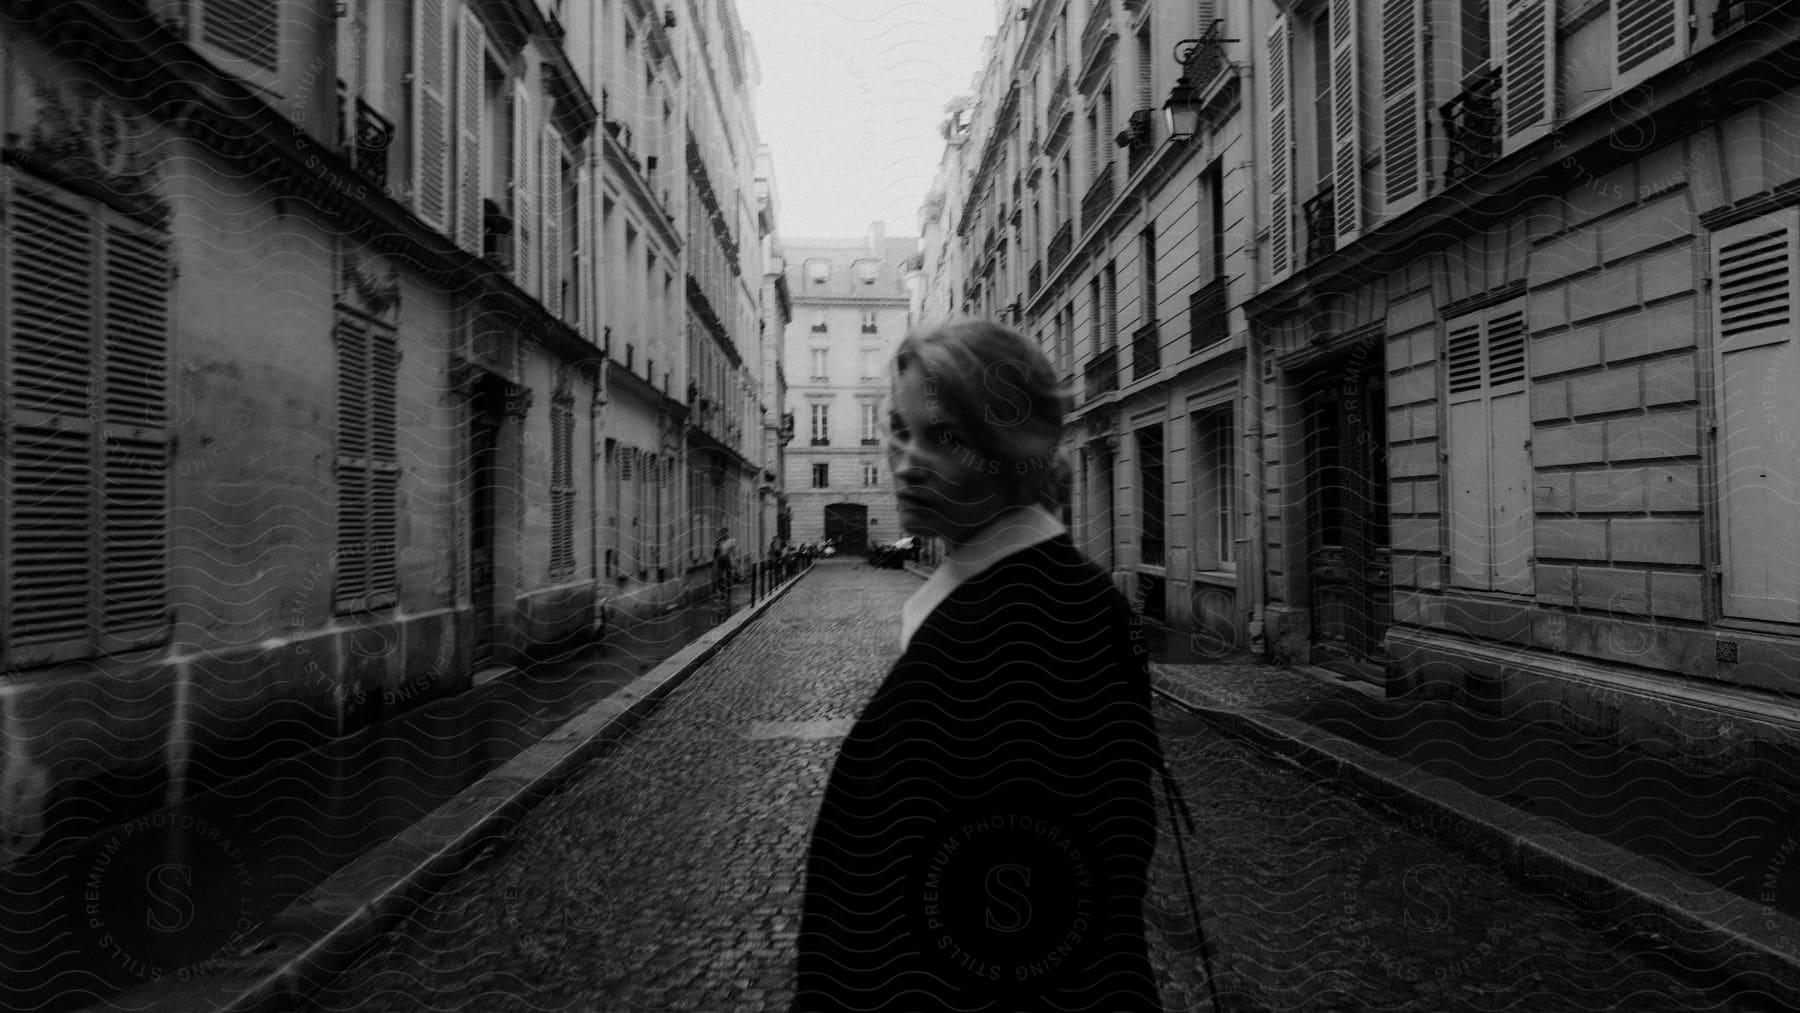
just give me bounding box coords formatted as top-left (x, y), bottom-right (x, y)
top-left (335, 86), bottom-right (396, 192)
top-left (1029, 261), bottom-right (1043, 293)
top-left (1141, 536), bottom-right (1165, 568)
top-left (1122, 108), bottom-right (1154, 176)
top-left (1131, 322), bottom-right (1158, 382)
top-left (1046, 68), bottom-right (1071, 129)
top-left (1048, 219), bottom-right (1073, 266)
top-left (811, 322), bottom-right (828, 333)
top-left (1083, 345), bottom-right (1119, 401)
top-left (1715, 0), bottom-right (1781, 34)
top-left (1081, 163), bottom-right (1115, 230)
top-left (1441, 65), bottom-right (1501, 186)
top-left (1302, 185), bottom-right (1335, 264)
top-left (1189, 276), bottom-right (1227, 353)
top-left (1179, 19), bottom-right (1230, 95)
top-left (1079, 4), bottom-right (1114, 72)
top-left (483, 197), bottom-right (514, 271)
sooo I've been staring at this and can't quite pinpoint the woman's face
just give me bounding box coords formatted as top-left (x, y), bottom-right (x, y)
top-left (886, 363), bottom-right (1012, 546)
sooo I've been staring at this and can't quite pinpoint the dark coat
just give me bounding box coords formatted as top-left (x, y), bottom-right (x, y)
top-left (795, 535), bottom-right (1163, 1012)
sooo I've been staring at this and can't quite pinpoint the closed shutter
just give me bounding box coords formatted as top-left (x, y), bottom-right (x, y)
top-left (198, 0), bottom-right (280, 73)
top-left (577, 161), bottom-right (597, 341)
top-left (1613, 0), bottom-right (1687, 93)
top-left (514, 83), bottom-right (536, 298)
top-left (1267, 15), bottom-right (1295, 281)
top-left (1380, 0), bottom-right (1428, 215)
top-left (411, 0), bottom-right (452, 232)
top-left (456, 8), bottom-right (486, 254)
top-left (1446, 300), bottom-right (1533, 591)
top-left (1329, 0), bottom-right (1362, 244)
top-left (1711, 211), bottom-right (1800, 621)
top-left (542, 128), bottom-right (564, 317)
top-left (549, 397), bottom-right (575, 577)
top-left (334, 313), bottom-right (400, 611)
top-left (1499, 0), bottom-right (1556, 154)
top-left (4, 174), bottom-right (170, 663)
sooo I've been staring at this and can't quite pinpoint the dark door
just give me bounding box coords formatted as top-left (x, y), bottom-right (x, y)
top-left (823, 502), bottom-right (869, 554)
top-left (469, 399), bottom-right (502, 668)
top-left (1302, 355), bottom-right (1392, 682)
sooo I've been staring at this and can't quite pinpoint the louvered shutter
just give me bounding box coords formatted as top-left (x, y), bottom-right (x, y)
top-left (1613, 0), bottom-right (1687, 93)
top-left (1329, 0), bottom-right (1362, 244)
top-left (198, 0), bottom-right (280, 73)
top-left (542, 128), bottom-right (564, 317)
top-left (411, 0), bottom-right (452, 232)
top-left (1446, 312), bottom-right (1490, 588)
top-left (1379, 0), bottom-right (1428, 215)
top-left (367, 329), bottom-right (400, 598)
top-left (514, 83), bottom-right (537, 297)
top-left (334, 317), bottom-right (372, 605)
top-left (576, 160), bottom-right (597, 341)
top-left (549, 398), bottom-right (575, 577)
top-left (1485, 308), bottom-right (1532, 593)
top-left (456, 8), bottom-right (486, 254)
top-left (1267, 15), bottom-right (1295, 281)
top-left (100, 215), bottom-right (172, 635)
top-left (6, 178), bottom-right (101, 654)
top-left (1711, 211), bottom-right (1800, 621)
top-left (1499, 0), bottom-right (1556, 154)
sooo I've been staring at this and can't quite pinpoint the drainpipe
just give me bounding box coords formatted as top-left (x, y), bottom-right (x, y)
top-left (1232, 0), bottom-right (1269, 656)
top-left (591, 354), bottom-right (608, 633)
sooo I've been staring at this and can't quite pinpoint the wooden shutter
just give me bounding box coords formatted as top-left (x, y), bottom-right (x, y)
top-left (1613, 0), bottom-right (1687, 93)
top-left (514, 82), bottom-right (537, 297)
top-left (5, 174), bottom-right (169, 661)
top-left (334, 314), bottom-right (399, 610)
top-left (1445, 312), bottom-right (1490, 588)
top-left (198, 0), bottom-right (280, 73)
top-left (550, 397), bottom-right (575, 577)
top-left (1329, 0), bottom-right (1362, 244)
top-left (412, 0), bottom-right (452, 232)
top-left (542, 127), bottom-right (564, 317)
top-left (100, 215), bottom-right (172, 634)
top-left (1485, 308), bottom-right (1532, 593)
top-left (1267, 15), bottom-right (1295, 281)
top-left (456, 8), bottom-right (486, 254)
top-left (577, 160), bottom-right (597, 341)
top-left (1379, 0), bottom-right (1428, 215)
top-left (1499, 0), bottom-right (1555, 154)
top-left (1711, 211), bottom-right (1800, 621)
top-left (367, 328), bottom-right (399, 598)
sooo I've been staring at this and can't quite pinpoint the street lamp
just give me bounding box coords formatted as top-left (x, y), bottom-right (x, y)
top-left (1162, 78), bottom-right (1202, 142)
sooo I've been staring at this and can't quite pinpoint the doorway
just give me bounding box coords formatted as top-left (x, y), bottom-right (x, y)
top-left (823, 502), bottom-right (869, 554)
top-left (468, 385), bottom-right (505, 668)
top-left (1300, 351), bottom-right (1392, 683)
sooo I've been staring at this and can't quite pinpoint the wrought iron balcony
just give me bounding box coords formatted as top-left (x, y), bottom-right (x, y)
top-left (482, 197), bottom-right (514, 271)
top-left (1081, 163), bottom-right (1115, 230)
top-left (1079, 3), bottom-right (1114, 73)
top-left (1302, 185), bottom-right (1335, 265)
top-left (334, 86), bottom-right (395, 192)
top-left (1029, 261), bottom-right (1043, 293)
top-left (1178, 19), bottom-right (1230, 96)
top-left (1715, 0), bottom-right (1781, 34)
top-left (1121, 108), bottom-right (1155, 176)
top-left (1189, 276), bottom-right (1227, 353)
top-left (1046, 68), bottom-right (1071, 130)
top-left (1048, 219), bottom-right (1073, 266)
top-left (1141, 536), bottom-right (1165, 568)
top-left (1441, 65), bottom-right (1501, 186)
top-left (1130, 322), bottom-right (1158, 382)
top-left (1083, 345), bottom-right (1118, 400)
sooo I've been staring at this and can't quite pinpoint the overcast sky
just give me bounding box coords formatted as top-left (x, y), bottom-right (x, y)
top-left (736, 0), bottom-right (996, 241)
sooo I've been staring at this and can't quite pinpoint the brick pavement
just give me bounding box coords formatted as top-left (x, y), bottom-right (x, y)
top-left (312, 562), bottom-right (1761, 1012)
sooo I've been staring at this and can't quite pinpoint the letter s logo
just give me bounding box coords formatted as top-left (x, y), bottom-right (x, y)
top-left (145, 864), bottom-right (195, 934)
top-left (984, 864), bottom-right (1033, 933)
top-left (981, 361), bottom-right (1031, 429)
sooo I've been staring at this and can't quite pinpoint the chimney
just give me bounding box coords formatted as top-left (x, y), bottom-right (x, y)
top-left (866, 220), bottom-right (886, 256)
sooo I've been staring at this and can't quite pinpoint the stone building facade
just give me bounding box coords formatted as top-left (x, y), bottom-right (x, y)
top-left (0, 0), bottom-right (777, 864)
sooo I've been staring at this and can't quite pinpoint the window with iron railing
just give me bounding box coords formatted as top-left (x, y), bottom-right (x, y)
top-left (1302, 185), bottom-right (1335, 264)
top-left (1048, 219), bottom-right (1074, 266)
top-left (1441, 65), bottom-right (1501, 186)
top-left (1082, 163), bottom-right (1115, 230)
top-left (1084, 345), bottom-right (1119, 400)
top-left (1189, 277), bottom-right (1227, 353)
top-left (1714, 0), bottom-right (1781, 34)
top-left (1131, 322), bottom-right (1159, 383)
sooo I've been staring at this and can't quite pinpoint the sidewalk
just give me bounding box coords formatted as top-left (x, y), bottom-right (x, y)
top-left (1151, 659), bottom-right (1800, 1005)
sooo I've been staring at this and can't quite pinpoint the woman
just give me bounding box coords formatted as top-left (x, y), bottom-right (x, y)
top-left (794, 320), bottom-right (1165, 1011)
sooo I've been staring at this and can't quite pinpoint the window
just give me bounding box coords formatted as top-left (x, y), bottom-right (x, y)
top-left (1445, 299), bottom-right (1532, 593)
top-left (812, 462), bottom-right (830, 488)
top-left (811, 402), bottom-right (830, 445)
top-left (1192, 409), bottom-right (1237, 570)
top-left (861, 349), bottom-right (881, 380)
top-left (810, 312), bottom-right (828, 333)
top-left (807, 259), bottom-right (831, 284)
top-left (1711, 209), bottom-right (1800, 621)
top-left (1139, 226), bottom-right (1157, 324)
top-left (861, 309), bottom-right (878, 334)
top-left (861, 403), bottom-right (880, 444)
top-left (863, 461), bottom-right (880, 486)
top-left (854, 259), bottom-right (879, 285)
top-left (810, 348), bottom-right (828, 379)
top-left (549, 392), bottom-right (576, 577)
top-left (195, 0), bottom-right (281, 74)
top-left (2, 175), bottom-right (171, 663)
top-left (334, 309), bottom-right (401, 612)
top-left (1103, 260), bottom-right (1118, 347)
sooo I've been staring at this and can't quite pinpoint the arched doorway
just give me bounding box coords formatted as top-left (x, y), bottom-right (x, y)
top-left (823, 502), bottom-right (869, 554)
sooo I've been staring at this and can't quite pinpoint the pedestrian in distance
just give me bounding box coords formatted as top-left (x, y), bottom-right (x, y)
top-left (794, 318), bottom-right (1176, 1011)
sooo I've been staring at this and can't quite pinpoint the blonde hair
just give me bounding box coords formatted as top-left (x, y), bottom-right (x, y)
top-left (893, 318), bottom-right (1073, 510)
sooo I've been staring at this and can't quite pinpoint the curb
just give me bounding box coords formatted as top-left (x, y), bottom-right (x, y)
top-left (1149, 666), bottom-right (1800, 1006)
top-left (105, 566), bottom-right (817, 1013)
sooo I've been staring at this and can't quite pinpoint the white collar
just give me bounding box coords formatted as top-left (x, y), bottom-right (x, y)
top-left (900, 505), bottom-right (1067, 653)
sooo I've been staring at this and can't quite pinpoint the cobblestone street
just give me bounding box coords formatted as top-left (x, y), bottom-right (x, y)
top-left (312, 562), bottom-right (1763, 1012)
